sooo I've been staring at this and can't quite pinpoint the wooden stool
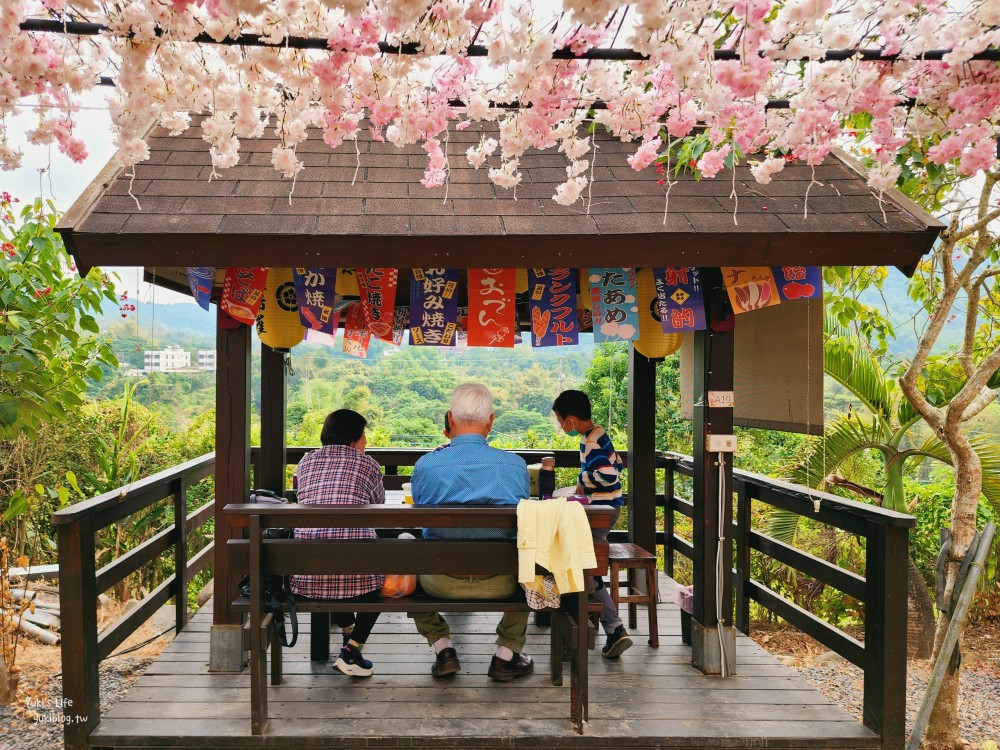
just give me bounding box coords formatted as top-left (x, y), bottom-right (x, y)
top-left (608, 542), bottom-right (659, 647)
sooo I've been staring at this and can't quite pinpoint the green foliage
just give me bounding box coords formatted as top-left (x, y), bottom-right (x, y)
top-left (0, 196), bottom-right (118, 439)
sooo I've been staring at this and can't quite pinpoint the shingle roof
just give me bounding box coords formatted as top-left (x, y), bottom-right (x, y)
top-left (59, 119), bottom-right (943, 276)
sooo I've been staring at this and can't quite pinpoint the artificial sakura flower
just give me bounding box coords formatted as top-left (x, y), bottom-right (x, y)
top-left (489, 158), bottom-right (522, 190)
top-left (697, 145), bottom-right (732, 179)
top-left (271, 146), bottom-right (303, 179)
top-left (627, 138), bottom-right (662, 171)
top-left (553, 176), bottom-right (588, 206)
top-left (750, 157), bottom-right (787, 185)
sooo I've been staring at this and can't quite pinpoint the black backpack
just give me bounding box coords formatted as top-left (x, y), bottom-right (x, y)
top-left (238, 489), bottom-right (298, 648)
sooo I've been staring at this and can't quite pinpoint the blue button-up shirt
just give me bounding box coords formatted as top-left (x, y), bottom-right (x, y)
top-left (412, 434), bottom-right (530, 540)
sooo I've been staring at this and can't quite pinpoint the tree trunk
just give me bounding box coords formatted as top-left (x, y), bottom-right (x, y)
top-left (923, 427), bottom-right (982, 749)
top-left (907, 556), bottom-right (935, 659)
top-left (0, 662), bottom-right (17, 704)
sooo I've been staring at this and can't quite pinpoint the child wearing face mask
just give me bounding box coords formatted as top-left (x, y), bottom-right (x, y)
top-left (552, 389), bottom-right (633, 659)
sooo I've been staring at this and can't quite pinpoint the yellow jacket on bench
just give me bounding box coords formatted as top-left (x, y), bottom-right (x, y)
top-left (517, 498), bottom-right (596, 595)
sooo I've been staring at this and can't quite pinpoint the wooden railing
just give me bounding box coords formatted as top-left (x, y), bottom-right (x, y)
top-left (660, 453), bottom-right (914, 750)
top-left (51, 453), bottom-right (216, 750)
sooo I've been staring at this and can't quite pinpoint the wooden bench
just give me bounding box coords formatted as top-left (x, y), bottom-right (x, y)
top-left (225, 503), bottom-right (615, 735)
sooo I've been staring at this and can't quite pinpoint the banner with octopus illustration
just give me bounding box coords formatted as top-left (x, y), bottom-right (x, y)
top-left (356, 267), bottom-right (398, 342)
top-left (528, 268), bottom-right (579, 347)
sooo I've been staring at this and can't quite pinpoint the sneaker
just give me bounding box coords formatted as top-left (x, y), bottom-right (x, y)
top-left (333, 644), bottom-right (374, 677)
top-left (601, 626), bottom-right (633, 659)
top-left (487, 652), bottom-right (534, 682)
top-left (432, 647), bottom-right (461, 678)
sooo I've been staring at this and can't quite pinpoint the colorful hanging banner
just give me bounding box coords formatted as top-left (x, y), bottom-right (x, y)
top-left (293, 267), bottom-right (348, 334)
top-left (589, 268), bottom-right (639, 342)
top-left (336, 268), bottom-right (359, 296)
top-left (303, 327), bottom-right (339, 348)
top-left (391, 306), bottom-right (408, 346)
top-left (409, 269), bottom-right (459, 346)
top-left (528, 268), bottom-right (579, 347)
top-left (722, 266), bottom-right (782, 314)
top-left (355, 268), bottom-right (398, 342)
top-left (654, 267), bottom-right (707, 332)
top-left (186, 267), bottom-right (214, 311)
top-left (467, 268), bottom-right (517, 347)
top-left (342, 302), bottom-right (371, 358)
top-left (221, 267), bottom-right (268, 325)
top-left (772, 266), bottom-right (822, 301)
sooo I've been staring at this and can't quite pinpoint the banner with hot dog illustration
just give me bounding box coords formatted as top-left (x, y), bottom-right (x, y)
top-left (528, 268), bottom-right (579, 347)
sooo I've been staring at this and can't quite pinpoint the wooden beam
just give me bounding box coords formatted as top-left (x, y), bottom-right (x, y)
top-left (627, 343), bottom-right (658, 554)
top-left (213, 308), bottom-right (251, 628)
top-left (258, 344), bottom-right (288, 494)
top-left (691, 268), bottom-right (735, 669)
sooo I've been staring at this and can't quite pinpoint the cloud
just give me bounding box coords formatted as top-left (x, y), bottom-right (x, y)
top-left (600, 322), bottom-right (636, 340)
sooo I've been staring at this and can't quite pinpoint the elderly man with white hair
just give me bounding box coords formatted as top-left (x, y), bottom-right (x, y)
top-left (408, 382), bottom-right (533, 682)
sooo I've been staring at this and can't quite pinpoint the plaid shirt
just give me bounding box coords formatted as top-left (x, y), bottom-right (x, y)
top-left (289, 445), bottom-right (386, 599)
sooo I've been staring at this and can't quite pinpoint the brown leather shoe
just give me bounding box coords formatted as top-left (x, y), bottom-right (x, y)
top-left (487, 652), bottom-right (534, 682)
top-left (431, 647), bottom-right (461, 678)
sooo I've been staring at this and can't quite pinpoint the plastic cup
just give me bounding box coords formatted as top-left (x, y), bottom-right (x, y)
top-left (402, 482), bottom-right (413, 504)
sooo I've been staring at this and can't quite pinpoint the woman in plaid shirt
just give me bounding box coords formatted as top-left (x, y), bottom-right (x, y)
top-left (290, 409), bottom-right (384, 677)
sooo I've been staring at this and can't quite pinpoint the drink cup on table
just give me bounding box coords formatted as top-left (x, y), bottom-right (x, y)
top-left (402, 482), bottom-right (413, 504)
top-left (538, 456), bottom-right (556, 499)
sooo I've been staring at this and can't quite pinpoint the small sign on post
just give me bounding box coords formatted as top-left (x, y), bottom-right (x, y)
top-left (707, 391), bottom-right (735, 408)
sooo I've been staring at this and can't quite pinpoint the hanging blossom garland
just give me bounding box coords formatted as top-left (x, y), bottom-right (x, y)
top-left (1, 0), bottom-right (999, 207)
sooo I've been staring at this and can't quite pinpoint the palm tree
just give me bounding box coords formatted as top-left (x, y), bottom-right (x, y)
top-left (772, 312), bottom-right (1000, 657)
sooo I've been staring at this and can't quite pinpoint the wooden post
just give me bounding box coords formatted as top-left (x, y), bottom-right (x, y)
top-left (58, 519), bottom-right (100, 750)
top-left (627, 342), bottom-right (657, 555)
top-left (690, 268), bottom-right (736, 675)
top-left (863, 521), bottom-right (909, 749)
top-left (664, 459), bottom-right (675, 578)
top-left (211, 307), bottom-right (251, 671)
top-left (174, 476), bottom-right (189, 634)
top-left (258, 343), bottom-right (288, 494)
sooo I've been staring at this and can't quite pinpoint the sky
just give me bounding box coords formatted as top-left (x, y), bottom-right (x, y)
top-left (6, 89), bottom-right (193, 305)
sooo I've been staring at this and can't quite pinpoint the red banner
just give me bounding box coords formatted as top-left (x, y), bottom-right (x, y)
top-left (221, 267), bottom-right (268, 325)
top-left (342, 302), bottom-right (371, 358)
top-left (467, 268), bottom-right (516, 347)
top-left (355, 268), bottom-right (398, 342)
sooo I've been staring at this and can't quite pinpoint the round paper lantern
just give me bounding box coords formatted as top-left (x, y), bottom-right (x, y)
top-left (257, 267), bottom-right (305, 351)
top-left (634, 268), bottom-right (683, 359)
top-left (515, 268), bottom-right (528, 294)
top-left (579, 269), bottom-right (592, 311)
top-left (336, 268), bottom-right (359, 296)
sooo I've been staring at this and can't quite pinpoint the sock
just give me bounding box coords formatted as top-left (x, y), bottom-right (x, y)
top-left (342, 625), bottom-right (355, 638)
top-left (433, 638), bottom-right (452, 654)
top-left (495, 646), bottom-right (514, 661)
top-left (347, 639), bottom-right (363, 651)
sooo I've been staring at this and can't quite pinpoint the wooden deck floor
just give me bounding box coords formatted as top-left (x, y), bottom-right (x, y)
top-left (93, 575), bottom-right (879, 749)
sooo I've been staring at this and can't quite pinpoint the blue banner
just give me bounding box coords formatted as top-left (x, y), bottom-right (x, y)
top-left (409, 269), bottom-right (459, 346)
top-left (293, 267), bottom-right (349, 334)
top-left (528, 268), bottom-right (579, 347)
top-left (654, 267), bottom-right (707, 332)
top-left (772, 266), bottom-right (822, 301)
top-left (186, 267), bottom-right (214, 311)
top-left (588, 268), bottom-right (639, 342)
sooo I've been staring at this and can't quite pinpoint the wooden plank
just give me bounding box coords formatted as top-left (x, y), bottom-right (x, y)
top-left (214, 314), bottom-right (250, 627)
top-left (745, 580), bottom-right (864, 667)
top-left (95, 518), bottom-right (177, 593)
top-left (258, 343), bottom-right (287, 493)
top-left (98, 573), bottom-right (176, 660)
top-left (628, 343), bottom-right (658, 554)
top-left (748, 530), bottom-right (866, 600)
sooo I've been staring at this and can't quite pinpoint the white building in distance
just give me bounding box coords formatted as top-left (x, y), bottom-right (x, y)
top-left (144, 346), bottom-right (191, 372)
top-left (197, 350), bottom-right (217, 371)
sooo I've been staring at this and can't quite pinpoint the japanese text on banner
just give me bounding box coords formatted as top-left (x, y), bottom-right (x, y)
top-left (588, 268), bottom-right (639, 342)
top-left (293, 268), bottom-right (346, 334)
top-left (771, 266), bottom-right (822, 301)
top-left (528, 268), bottom-right (579, 347)
top-left (467, 268), bottom-right (516, 347)
top-left (221, 267), bottom-right (268, 325)
top-left (356, 268), bottom-right (398, 342)
top-left (342, 302), bottom-right (371, 358)
top-left (654, 267), bottom-right (707, 332)
top-left (722, 267), bottom-right (781, 314)
top-left (409, 269), bottom-right (459, 346)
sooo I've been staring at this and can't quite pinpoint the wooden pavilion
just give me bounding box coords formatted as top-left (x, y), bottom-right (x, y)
top-left (52, 118), bottom-right (941, 750)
